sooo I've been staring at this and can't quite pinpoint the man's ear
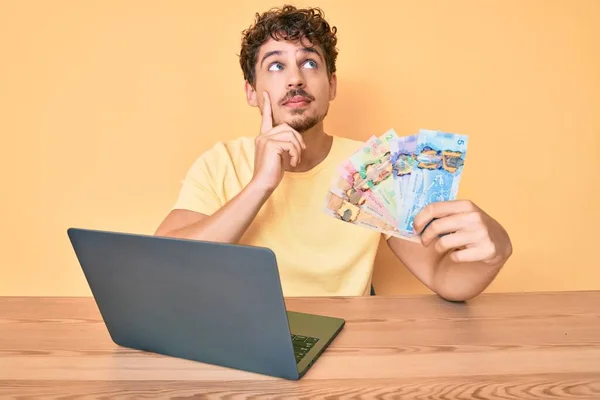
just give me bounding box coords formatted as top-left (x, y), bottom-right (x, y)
top-left (329, 73), bottom-right (337, 101)
top-left (245, 81), bottom-right (258, 107)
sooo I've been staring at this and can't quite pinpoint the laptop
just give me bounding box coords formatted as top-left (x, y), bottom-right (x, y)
top-left (66, 227), bottom-right (345, 380)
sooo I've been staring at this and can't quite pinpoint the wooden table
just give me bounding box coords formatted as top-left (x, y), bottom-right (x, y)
top-left (1, 292), bottom-right (599, 399)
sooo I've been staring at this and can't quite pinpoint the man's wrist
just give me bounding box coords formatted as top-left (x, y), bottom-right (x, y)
top-left (245, 179), bottom-right (276, 201)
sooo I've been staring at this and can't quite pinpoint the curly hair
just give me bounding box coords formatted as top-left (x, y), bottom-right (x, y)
top-left (239, 5), bottom-right (338, 87)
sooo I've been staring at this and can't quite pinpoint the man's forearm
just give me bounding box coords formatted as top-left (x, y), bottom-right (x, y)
top-left (432, 254), bottom-right (504, 301)
top-left (164, 182), bottom-right (272, 244)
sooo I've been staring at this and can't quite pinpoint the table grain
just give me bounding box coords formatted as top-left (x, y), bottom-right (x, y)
top-left (1, 292), bottom-right (599, 399)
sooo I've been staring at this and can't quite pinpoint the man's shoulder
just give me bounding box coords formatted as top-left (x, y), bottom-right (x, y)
top-left (201, 136), bottom-right (255, 158)
top-left (192, 136), bottom-right (255, 167)
top-left (193, 135), bottom-right (364, 167)
top-left (331, 135), bottom-right (366, 156)
top-left (183, 136), bottom-right (255, 183)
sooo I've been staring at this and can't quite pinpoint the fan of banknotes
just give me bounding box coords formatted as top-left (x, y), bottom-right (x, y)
top-left (324, 128), bottom-right (469, 241)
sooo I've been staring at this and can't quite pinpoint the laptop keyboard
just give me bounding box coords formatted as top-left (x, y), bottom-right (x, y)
top-left (291, 334), bottom-right (319, 363)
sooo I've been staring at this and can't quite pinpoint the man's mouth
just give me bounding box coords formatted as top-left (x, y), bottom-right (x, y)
top-left (282, 96), bottom-right (312, 108)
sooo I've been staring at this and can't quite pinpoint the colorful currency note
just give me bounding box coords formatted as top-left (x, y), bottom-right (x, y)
top-left (333, 136), bottom-right (397, 226)
top-left (348, 129), bottom-right (399, 224)
top-left (398, 129), bottom-right (469, 234)
top-left (390, 134), bottom-right (418, 231)
top-left (324, 128), bottom-right (468, 242)
top-left (328, 135), bottom-right (396, 224)
top-left (328, 166), bottom-right (394, 224)
top-left (324, 191), bottom-right (419, 241)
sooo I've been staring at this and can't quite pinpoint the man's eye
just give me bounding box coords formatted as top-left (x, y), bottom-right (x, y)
top-left (268, 63), bottom-right (284, 71)
top-left (304, 60), bottom-right (317, 69)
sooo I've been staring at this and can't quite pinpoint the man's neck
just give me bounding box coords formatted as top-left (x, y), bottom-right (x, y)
top-left (291, 122), bottom-right (333, 173)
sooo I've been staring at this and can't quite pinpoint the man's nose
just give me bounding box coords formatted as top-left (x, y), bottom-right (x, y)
top-left (287, 80), bottom-right (304, 88)
top-left (286, 66), bottom-right (305, 88)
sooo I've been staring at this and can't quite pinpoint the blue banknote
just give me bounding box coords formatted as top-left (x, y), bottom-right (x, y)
top-left (391, 134), bottom-right (418, 225)
top-left (398, 129), bottom-right (469, 234)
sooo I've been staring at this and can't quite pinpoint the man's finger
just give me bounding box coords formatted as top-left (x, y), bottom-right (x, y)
top-left (420, 213), bottom-right (473, 247)
top-left (433, 231), bottom-right (475, 255)
top-left (449, 246), bottom-right (491, 264)
top-left (413, 200), bottom-right (477, 235)
top-left (260, 91), bottom-right (274, 134)
top-left (270, 131), bottom-right (304, 155)
top-left (268, 140), bottom-right (301, 167)
top-left (265, 124), bottom-right (306, 149)
top-left (273, 137), bottom-right (302, 166)
top-left (289, 129), bottom-right (306, 150)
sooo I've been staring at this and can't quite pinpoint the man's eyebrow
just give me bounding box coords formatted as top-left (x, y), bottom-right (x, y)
top-left (300, 47), bottom-right (323, 61)
top-left (260, 50), bottom-right (283, 68)
top-left (260, 47), bottom-right (324, 68)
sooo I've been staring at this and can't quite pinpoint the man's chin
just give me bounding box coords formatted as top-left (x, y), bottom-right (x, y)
top-left (288, 118), bottom-right (318, 133)
top-left (284, 113), bottom-right (326, 133)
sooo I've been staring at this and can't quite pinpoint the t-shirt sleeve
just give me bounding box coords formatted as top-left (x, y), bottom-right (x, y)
top-left (171, 154), bottom-right (223, 216)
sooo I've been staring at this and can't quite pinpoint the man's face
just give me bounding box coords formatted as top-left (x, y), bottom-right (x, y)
top-left (246, 37), bottom-right (337, 133)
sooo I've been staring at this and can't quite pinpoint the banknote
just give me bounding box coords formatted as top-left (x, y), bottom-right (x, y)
top-left (333, 135), bottom-right (397, 223)
top-left (328, 135), bottom-right (395, 223)
top-left (390, 134), bottom-right (418, 230)
top-left (348, 129), bottom-right (399, 223)
top-left (328, 165), bottom-right (394, 224)
top-left (324, 191), bottom-right (419, 241)
top-left (337, 161), bottom-right (398, 225)
top-left (324, 127), bottom-right (468, 242)
top-left (398, 129), bottom-right (469, 234)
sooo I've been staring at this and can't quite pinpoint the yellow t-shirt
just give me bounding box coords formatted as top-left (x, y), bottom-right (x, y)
top-left (172, 135), bottom-right (383, 297)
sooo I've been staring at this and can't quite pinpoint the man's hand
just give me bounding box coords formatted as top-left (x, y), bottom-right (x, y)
top-left (387, 200), bottom-right (512, 301)
top-left (414, 200), bottom-right (513, 267)
top-left (251, 92), bottom-right (306, 192)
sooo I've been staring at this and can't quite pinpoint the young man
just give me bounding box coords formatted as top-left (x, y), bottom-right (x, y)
top-left (155, 5), bottom-right (513, 301)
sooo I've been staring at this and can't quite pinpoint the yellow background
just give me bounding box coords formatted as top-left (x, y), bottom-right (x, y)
top-left (1, 0), bottom-right (598, 296)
